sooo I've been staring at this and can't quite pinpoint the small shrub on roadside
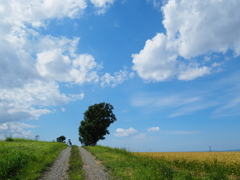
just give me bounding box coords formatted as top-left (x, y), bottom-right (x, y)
top-left (5, 136), bottom-right (14, 142)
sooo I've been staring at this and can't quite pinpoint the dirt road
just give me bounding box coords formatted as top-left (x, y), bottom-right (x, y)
top-left (39, 146), bottom-right (71, 180)
top-left (79, 147), bottom-right (109, 180)
top-left (39, 146), bottom-right (109, 180)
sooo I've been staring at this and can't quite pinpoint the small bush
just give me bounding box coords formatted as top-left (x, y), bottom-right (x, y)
top-left (5, 137), bottom-right (14, 142)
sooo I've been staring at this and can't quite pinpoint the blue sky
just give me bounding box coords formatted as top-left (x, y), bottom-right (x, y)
top-left (1, 0), bottom-right (240, 152)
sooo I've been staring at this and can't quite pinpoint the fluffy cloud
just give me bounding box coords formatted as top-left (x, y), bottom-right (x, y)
top-left (0, 0), bottom-right (137, 147)
top-left (0, 0), bottom-right (117, 124)
top-left (114, 127), bottom-right (137, 137)
top-left (71, 54), bottom-right (101, 84)
top-left (0, 31), bottom-right (93, 123)
top-left (0, 0), bottom-right (87, 26)
top-left (163, 0), bottom-right (240, 58)
top-left (100, 68), bottom-right (133, 87)
top-left (178, 63), bottom-right (211, 81)
top-left (90, 0), bottom-right (114, 7)
top-left (0, 122), bottom-right (36, 139)
top-left (132, 33), bottom-right (177, 82)
top-left (132, 0), bottom-right (240, 81)
top-left (148, 127), bottom-right (160, 132)
top-left (35, 43), bottom-right (101, 84)
top-left (0, 81), bottom-right (84, 123)
top-left (90, 0), bottom-right (115, 14)
top-left (36, 49), bottom-right (72, 82)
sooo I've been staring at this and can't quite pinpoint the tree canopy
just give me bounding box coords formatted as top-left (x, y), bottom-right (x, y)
top-left (57, 135), bottom-right (66, 143)
top-left (79, 102), bottom-right (117, 146)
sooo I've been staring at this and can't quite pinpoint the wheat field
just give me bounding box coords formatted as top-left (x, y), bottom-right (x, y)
top-left (136, 151), bottom-right (240, 179)
top-left (137, 151), bottom-right (240, 163)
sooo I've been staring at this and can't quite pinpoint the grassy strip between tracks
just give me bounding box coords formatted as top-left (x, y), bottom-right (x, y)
top-left (68, 145), bottom-right (84, 180)
top-left (83, 145), bottom-right (240, 180)
top-left (0, 138), bottom-right (67, 180)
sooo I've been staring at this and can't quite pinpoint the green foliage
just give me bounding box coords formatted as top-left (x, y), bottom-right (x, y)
top-left (5, 136), bottom-right (14, 142)
top-left (83, 146), bottom-right (240, 180)
top-left (79, 102), bottom-right (117, 146)
top-left (0, 138), bottom-right (67, 179)
top-left (57, 135), bottom-right (66, 143)
top-left (68, 145), bottom-right (84, 180)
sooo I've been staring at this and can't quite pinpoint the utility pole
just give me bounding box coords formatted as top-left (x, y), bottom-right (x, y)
top-left (209, 146), bottom-right (211, 152)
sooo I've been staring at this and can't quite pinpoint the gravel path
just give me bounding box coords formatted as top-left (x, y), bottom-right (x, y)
top-left (39, 146), bottom-right (71, 180)
top-left (79, 147), bottom-right (109, 180)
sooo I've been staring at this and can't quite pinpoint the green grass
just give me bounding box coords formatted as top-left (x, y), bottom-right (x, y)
top-left (0, 138), bottom-right (67, 180)
top-left (68, 145), bottom-right (84, 180)
top-left (83, 145), bottom-right (174, 180)
top-left (83, 145), bottom-right (240, 180)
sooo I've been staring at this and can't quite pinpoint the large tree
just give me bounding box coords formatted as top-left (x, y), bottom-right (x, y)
top-left (79, 102), bottom-right (117, 146)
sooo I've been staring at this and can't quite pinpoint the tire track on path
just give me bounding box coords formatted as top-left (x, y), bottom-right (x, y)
top-left (79, 147), bottom-right (109, 180)
top-left (39, 146), bottom-right (71, 180)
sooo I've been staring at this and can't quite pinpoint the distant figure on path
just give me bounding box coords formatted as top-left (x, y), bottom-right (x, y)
top-left (68, 139), bottom-right (72, 146)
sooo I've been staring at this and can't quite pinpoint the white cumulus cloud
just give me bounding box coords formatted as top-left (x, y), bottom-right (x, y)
top-left (114, 127), bottom-right (137, 137)
top-left (163, 0), bottom-right (240, 58)
top-left (132, 0), bottom-right (240, 82)
top-left (132, 33), bottom-right (177, 82)
top-left (0, 0), bottom-right (120, 124)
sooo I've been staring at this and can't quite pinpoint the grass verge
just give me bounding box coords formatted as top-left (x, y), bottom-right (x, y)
top-left (83, 145), bottom-right (240, 180)
top-left (0, 138), bottom-right (67, 180)
top-left (68, 145), bottom-right (84, 180)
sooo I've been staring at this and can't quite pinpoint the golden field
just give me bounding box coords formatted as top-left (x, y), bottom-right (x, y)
top-left (136, 151), bottom-right (240, 163)
top-left (135, 151), bottom-right (240, 179)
